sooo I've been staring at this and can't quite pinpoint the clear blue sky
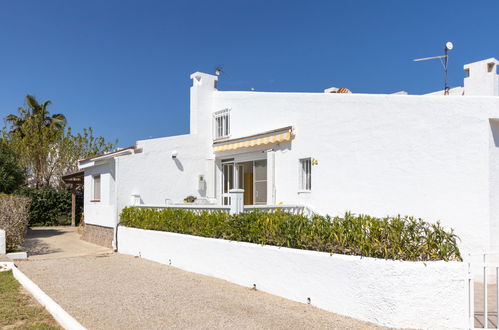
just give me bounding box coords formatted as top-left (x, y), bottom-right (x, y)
top-left (0, 1), bottom-right (498, 147)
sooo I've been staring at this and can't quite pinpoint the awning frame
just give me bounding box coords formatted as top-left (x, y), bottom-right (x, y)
top-left (213, 126), bottom-right (294, 153)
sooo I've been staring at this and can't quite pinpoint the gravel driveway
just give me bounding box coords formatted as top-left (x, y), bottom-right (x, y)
top-left (17, 227), bottom-right (386, 329)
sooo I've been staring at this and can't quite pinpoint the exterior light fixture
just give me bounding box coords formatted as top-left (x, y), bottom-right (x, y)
top-left (171, 150), bottom-right (178, 159)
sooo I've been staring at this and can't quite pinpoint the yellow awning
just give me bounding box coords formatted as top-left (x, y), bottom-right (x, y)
top-left (213, 127), bottom-right (293, 153)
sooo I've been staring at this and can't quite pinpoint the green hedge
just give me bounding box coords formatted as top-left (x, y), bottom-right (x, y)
top-left (120, 207), bottom-right (462, 262)
top-left (17, 186), bottom-right (83, 226)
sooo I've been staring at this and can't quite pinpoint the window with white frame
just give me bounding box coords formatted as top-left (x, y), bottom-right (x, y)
top-left (92, 174), bottom-right (101, 201)
top-left (213, 109), bottom-right (230, 140)
top-left (299, 158), bottom-right (311, 191)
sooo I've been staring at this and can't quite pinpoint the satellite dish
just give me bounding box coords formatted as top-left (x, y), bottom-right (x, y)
top-left (446, 41), bottom-right (453, 50)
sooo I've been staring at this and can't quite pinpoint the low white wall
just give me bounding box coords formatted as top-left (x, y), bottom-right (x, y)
top-left (118, 226), bottom-right (468, 329)
top-left (84, 204), bottom-right (116, 228)
top-left (0, 229), bottom-right (5, 254)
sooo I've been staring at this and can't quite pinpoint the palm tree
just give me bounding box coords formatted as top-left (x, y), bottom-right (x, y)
top-left (6, 95), bottom-right (66, 136)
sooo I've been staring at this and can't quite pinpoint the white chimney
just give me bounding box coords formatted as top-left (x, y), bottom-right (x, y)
top-left (463, 58), bottom-right (499, 96)
top-left (189, 72), bottom-right (218, 135)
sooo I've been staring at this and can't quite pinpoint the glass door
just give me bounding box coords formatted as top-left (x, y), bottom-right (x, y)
top-left (222, 162), bottom-right (234, 205)
top-left (220, 159), bottom-right (267, 206)
top-left (254, 160), bottom-right (267, 205)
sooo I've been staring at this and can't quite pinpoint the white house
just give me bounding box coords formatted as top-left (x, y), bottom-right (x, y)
top-left (78, 58), bottom-right (499, 255)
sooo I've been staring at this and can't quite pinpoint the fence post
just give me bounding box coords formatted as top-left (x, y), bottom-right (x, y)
top-left (130, 194), bottom-right (141, 206)
top-left (0, 229), bottom-right (5, 255)
top-left (229, 189), bottom-right (244, 214)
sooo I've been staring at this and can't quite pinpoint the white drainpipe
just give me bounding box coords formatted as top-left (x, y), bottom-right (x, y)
top-left (113, 157), bottom-right (120, 251)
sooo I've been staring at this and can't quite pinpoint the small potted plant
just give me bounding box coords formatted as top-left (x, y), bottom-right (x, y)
top-left (183, 195), bottom-right (197, 203)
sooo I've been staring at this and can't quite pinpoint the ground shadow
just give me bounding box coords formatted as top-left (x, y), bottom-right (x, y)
top-left (25, 228), bottom-right (68, 239)
top-left (21, 228), bottom-right (68, 256)
top-left (22, 238), bottom-right (62, 256)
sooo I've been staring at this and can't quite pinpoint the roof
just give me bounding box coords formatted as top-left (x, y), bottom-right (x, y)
top-left (78, 145), bottom-right (136, 163)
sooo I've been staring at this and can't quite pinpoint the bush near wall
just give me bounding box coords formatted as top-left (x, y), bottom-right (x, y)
top-left (0, 194), bottom-right (30, 251)
top-left (120, 207), bottom-right (462, 262)
top-left (17, 186), bottom-right (83, 226)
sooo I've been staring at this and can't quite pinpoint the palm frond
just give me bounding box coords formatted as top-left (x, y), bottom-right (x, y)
top-left (25, 95), bottom-right (40, 111)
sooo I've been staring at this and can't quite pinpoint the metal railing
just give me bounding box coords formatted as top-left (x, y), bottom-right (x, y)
top-left (135, 204), bottom-right (231, 214)
top-left (243, 204), bottom-right (318, 217)
top-left (134, 203), bottom-right (318, 217)
top-left (469, 251), bottom-right (499, 329)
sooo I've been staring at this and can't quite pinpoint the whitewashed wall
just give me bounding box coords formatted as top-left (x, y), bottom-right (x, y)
top-left (83, 163), bottom-right (116, 227)
top-left (115, 134), bottom-right (214, 213)
top-left (86, 61), bottom-right (499, 253)
top-left (489, 119), bottom-right (499, 252)
top-left (118, 226), bottom-right (468, 329)
top-left (212, 91), bottom-right (499, 254)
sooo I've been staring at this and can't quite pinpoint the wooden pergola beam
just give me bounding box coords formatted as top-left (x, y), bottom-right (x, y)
top-left (62, 171), bottom-right (84, 227)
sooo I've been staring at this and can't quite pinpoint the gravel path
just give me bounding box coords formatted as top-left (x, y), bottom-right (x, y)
top-left (17, 253), bottom-right (386, 329)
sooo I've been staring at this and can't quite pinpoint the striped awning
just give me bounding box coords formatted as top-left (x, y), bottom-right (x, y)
top-left (213, 126), bottom-right (293, 153)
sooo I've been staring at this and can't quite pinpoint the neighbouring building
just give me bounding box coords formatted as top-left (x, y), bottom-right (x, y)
top-left (78, 58), bottom-right (499, 254)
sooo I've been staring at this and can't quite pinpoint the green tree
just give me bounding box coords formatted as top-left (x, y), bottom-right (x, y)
top-left (0, 140), bottom-right (25, 193)
top-left (4, 95), bottom-right (116, 188)
top-left (52, 127), bottom-right (117, 186)
top-left (6, 95), bottom-right (66, 136)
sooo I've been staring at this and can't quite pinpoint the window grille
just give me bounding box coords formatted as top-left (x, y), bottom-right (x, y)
top-left (213, 109), bottom-right (230, 139)
top-left (299, 158), bottom-right (311, 191)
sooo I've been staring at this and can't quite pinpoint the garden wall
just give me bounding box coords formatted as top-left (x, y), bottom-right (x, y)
top-left (117, 226), bottom-right (468, 329)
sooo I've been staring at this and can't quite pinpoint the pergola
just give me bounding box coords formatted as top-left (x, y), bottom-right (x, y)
top-left (62, 170), bottom-right (84, 227)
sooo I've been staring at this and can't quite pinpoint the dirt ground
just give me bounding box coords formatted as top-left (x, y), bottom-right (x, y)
top-left (16, 227), bottom-right (387, 329)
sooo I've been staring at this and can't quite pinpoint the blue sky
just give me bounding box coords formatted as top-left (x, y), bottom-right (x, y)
top-left (0, 1), bottom-right (498, 147)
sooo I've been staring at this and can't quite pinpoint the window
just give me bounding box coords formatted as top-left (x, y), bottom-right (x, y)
top-left (92, 175), bottom-right (101, 201)
top-left (299, 158), bottom-right (311, 191)
top-left (213, 109), bottom-right (230, 139)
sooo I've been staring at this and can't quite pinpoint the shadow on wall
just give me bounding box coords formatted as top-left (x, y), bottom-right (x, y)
top-left (490, 119), bottom-right (499, 147)
top-left (174, 159), bottom-right (184, 172)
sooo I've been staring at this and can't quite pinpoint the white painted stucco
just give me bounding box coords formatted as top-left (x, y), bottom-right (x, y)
top-left (82, 163), bottom-right (116, 227)
top-left (80, 58), bottom-right (499, 254)
top-left (0, 229), bottom-right (5, 254)
top-left (118, 226), bottom-right (468, 329)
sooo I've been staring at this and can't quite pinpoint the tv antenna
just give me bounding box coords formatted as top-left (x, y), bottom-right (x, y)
top-left (215, 66), bottom-right (224, 76)
top-left (413, 41), bottom-right (454, 95)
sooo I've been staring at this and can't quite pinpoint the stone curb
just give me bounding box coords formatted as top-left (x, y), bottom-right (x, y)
top-left (1, 262), bottom-right (86, 330)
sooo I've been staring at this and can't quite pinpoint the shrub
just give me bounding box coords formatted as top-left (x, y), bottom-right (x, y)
top-left (0, 194), bottom-right (30, 251)
top-left (0, 141), bottom-right (25, 194)
top-left (16, 186), bottom-right (83, 226)
top-left (120, 208), bottom-right (462, 262)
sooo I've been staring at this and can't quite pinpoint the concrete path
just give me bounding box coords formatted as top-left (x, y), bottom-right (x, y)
top-left (17, 227), bottom-right (386, 329)
top-left (22, 227), bottom-right (111, 260)
top-left (474, 282), bottom-right (499, 328)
